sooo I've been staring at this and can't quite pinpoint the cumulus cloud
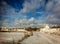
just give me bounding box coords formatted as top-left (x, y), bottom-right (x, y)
top-left (45, 0), bottom-right (60, 25)
top-left (20, 0), bottom-right (44, 14)
top-left (0, 0), bottom-right (45, 28)
top-left (28, 17), bottom-right (35, 23)
top-left (0, 0), bottom-right (60, 28)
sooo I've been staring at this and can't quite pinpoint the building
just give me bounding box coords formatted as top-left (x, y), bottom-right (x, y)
top-left (40, 25), bottom-right (60, 34)
top-left (1, 27), bottom-right (26, 32)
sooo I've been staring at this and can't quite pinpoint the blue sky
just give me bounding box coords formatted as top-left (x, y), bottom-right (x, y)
top-left (0, 0), bottom-right (60, 28)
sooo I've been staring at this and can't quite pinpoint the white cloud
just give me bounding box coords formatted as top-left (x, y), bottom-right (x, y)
top-left (20, 0), bottom-right (44, 14)
top-left (1, 0), bottom-right (60, 28)
top-left (46, 0), bottom-right (54, 11)
top-left (0, 0), bottom-right (45, 28)
top-left (45, 0), bottom-right (60, 25)
top-left (28, 17), bottom-right (35, 23)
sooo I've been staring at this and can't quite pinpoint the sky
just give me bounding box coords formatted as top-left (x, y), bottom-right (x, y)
top-left (0, 0), bottom-right (60, 28)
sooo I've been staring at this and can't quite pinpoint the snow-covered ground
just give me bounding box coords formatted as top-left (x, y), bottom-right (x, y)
top-left (0, 31), bottom-right (60, 44)
top-left (21, 32), bottom-right (60, 44)
top-left (0, 32), bottom-right (24, 43)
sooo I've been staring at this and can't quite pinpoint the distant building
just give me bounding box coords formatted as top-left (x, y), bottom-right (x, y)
top-left (40, 24), bottom-right (60, 34)
top-left (1, 27), bottom-right (8, 31)
top-left (1, 27), bottom-right (26, 32)
top-left (16, 28), bottom-right (26, 32)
